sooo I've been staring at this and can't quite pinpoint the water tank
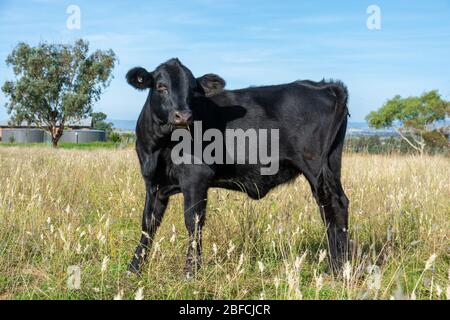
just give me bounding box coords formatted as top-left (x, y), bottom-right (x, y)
top-left (44, 130), bottom-right (106, 143)
top-left (1, 129), bottom-right (45, 143)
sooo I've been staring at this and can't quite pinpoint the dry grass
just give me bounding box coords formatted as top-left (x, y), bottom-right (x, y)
top-left (0, 147), bottom-right (448, 300)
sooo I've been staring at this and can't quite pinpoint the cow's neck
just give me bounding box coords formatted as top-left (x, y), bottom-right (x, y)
top-left (137, 106), bottom-right (171, 153)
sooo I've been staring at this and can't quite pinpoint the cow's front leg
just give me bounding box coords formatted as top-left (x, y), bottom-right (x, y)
top-left (129, 184), bottom-right (169, 273)
top-left (182, 182), bottom-right (208, 278)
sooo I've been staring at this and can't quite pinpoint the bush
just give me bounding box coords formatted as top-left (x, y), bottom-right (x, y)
top-left (344, 135), bottom-right (449, 155)
top-left (120, 132), bottom-right (136, 144)
top-left (108, 131), bottom-right (122, 143)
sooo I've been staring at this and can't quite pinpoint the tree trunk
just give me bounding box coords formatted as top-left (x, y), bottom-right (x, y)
top-left (49, 125), bottom-right (64, 148)
top-left (393, 127), bottom-right (426, 155)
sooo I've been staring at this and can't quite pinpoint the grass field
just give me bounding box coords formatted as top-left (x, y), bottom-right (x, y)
top-left (0, 147), bottom-right (448, 300)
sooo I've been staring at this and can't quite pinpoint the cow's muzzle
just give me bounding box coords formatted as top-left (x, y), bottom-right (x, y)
top-left (171, 110), bottom-right (193, 128)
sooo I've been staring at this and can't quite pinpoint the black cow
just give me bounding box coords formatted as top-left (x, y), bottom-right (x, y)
top-left (126, 58), bottom-right (350, 276)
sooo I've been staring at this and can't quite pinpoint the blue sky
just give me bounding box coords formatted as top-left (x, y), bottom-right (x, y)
top-left (0, 0), bottom-right (449, 121)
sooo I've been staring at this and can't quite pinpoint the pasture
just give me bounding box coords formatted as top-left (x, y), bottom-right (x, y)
top-left (0, 147), bottom-right (448, 300)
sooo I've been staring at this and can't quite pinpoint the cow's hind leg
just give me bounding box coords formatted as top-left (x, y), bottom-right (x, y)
top-left (181, 175), bottom-right (210, 278)
top-left (128, 184), bottom-right (170, 273)
top-left (302, 115), bottom-right (349, 273)
top-left (314, 164), bottom-right (349, 273)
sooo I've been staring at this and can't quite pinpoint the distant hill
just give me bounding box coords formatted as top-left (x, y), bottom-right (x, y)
top-left (346, 121), bottom-right (397, 137)
top-left (108, 119), bottom-right (398, 137)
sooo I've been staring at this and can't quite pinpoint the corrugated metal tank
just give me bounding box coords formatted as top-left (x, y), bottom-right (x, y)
top-left (1, 129), bottom-right (106, 144)
top-left (2, 129), bottom-right (45, 143)
top-left (44, 130), bottom-right (106, 143)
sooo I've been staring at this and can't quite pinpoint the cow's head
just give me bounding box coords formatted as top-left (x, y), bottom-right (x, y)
top-left (126, 58), bottom-right (225, 128)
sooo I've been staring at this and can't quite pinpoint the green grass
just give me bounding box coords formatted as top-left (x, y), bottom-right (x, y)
top-left (0, 148), bottom-right (448, 300)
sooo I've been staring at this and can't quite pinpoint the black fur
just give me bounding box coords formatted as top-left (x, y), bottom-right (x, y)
top-left (127, 58), bottom-right (350, 276)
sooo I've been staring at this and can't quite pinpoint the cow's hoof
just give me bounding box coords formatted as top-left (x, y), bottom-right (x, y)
top-left (127, 262), bottom-right (141, 275)
top-left (184, 264), bottom-right (193, 280)
top-left (185, 271), bottom-right (193, 280)
top-left (125, 270), bottom-right (135, 278)
top-left (184, 262), bottom-right (200, 280)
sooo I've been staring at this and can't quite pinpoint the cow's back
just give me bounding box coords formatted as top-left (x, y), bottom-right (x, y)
top-left (210, 81), bottom-right (338, 128)
top-left (197, 80), bottom-right (346, 198)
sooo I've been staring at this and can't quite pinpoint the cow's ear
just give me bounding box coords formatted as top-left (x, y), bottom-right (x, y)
top-left (126, 67), bottom-right (153, 90)
top-left (197, 74), bottom-right (226, 97)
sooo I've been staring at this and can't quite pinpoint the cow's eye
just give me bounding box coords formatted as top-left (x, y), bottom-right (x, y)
top-left (156, 83), bottom-right (168, 93)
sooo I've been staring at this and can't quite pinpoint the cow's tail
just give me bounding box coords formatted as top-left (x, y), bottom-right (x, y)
top-left (320, 80), bottom-right (349, 178)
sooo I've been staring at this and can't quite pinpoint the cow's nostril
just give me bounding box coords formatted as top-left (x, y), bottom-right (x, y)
top-left (174, 112), bottom-right (183, 122)
top-left (173, 111), bottom-right (192, 125)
